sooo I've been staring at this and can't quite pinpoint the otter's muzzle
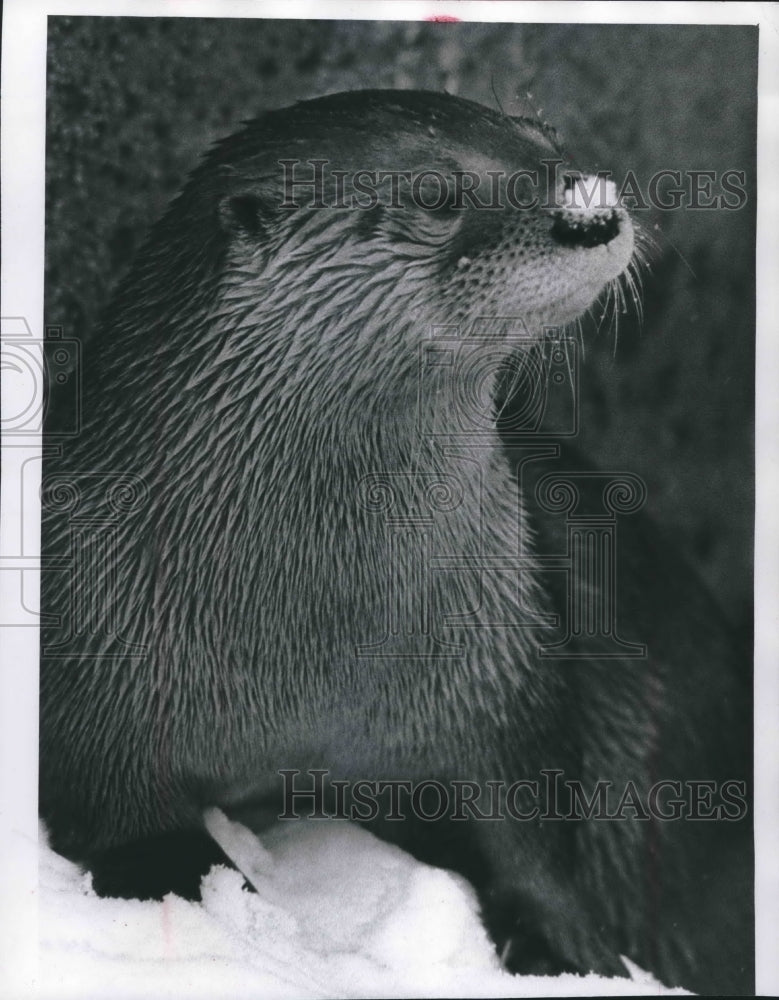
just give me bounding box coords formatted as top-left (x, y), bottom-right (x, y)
top-left (550, 174), bottom-right (623, 249)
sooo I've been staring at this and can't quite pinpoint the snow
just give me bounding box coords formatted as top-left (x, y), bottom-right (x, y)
top-left (39, 816), bottom-right (690, 999)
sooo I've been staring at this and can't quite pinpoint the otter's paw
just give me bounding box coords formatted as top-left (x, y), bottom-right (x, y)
top-left (481, 887), bottom-right (628, 981)
top-left (87, 830), bottom-right (234, 901)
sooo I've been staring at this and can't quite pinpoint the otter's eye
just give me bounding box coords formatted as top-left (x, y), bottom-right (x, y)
top-left (411, 173), bottom-right (459, 215)
top-left (352, 203), bottom-right (385, 239)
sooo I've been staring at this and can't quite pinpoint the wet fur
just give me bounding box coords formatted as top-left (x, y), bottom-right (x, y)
top-left (41, 91), bottom-right (752, 993)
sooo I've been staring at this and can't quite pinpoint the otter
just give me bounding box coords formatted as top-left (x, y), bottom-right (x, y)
top-left (40, 90), bottom-right (752, 994)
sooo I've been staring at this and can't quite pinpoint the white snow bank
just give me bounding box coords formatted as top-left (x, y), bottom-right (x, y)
top-left (39, 819), bottom-right (689, 999)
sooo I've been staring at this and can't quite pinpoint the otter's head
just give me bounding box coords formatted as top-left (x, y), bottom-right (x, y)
top-left (110, 91), bottom-right (635, 430)
top-left (208, 90), bottom-right (633, 339)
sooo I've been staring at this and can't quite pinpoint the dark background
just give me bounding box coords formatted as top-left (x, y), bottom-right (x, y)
top-left (45, 17), bottom-right (756, 637)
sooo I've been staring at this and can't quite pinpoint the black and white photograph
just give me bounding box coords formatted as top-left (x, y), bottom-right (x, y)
top-left (1, 2), bottom-right (778, 997)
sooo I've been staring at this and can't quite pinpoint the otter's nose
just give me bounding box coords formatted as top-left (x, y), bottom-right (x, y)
top-left (550, 174), bottom-right (622, 248)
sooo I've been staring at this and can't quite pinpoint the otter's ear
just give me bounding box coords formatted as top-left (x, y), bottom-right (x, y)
top-left (218, 189), bottom-right (270, 240)
top-left (216, 164), bottom-right (279, 240)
